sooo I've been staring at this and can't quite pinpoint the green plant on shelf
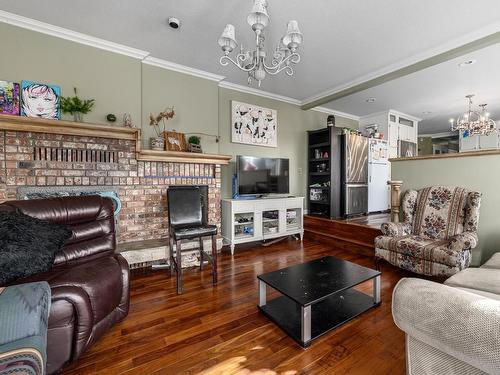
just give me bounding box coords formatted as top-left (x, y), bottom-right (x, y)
top-left (61, 87), bottom-right (95, 122)
top-left (188, 135), bottom-right (201, 145)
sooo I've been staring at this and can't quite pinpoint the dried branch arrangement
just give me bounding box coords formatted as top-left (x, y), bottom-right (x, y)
top-left (149, 107), bottom-right (175, 137)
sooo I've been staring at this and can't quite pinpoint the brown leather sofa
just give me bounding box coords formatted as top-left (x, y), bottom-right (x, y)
top-left (1, 196), bottom-right (129, 374)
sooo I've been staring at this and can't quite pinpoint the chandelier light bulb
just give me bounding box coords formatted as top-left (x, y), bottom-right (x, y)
top-left (218, 24), bottom-right (237, 54)
top-left (282, 20), bottom-right (303, 52)
top-left (247, 0), bottom-right (270, 32)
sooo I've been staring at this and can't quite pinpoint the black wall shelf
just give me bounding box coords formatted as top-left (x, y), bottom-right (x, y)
top-left (309, 141), bottom-right (330, 148)
top-left (307, 127), bottom-right (342, 219)
top-left (309, 158), bottom-right (330, 162)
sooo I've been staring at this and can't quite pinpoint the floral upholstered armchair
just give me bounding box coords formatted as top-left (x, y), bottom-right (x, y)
top-left (375, 186), bottom-right (481, 277)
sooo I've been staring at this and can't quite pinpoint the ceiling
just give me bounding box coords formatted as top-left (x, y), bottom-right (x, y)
top-left (2, 0), bottom-right (500, 108)
top-left (322, 43), bottom-right (500, 133)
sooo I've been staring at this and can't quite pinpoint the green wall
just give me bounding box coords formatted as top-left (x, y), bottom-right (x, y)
top-left (217, 89), bottom-right (358, 199)
top-left (141, 64), bottom-right (220, 153)
top-left (0, 22), bottom-right (359, 203)
top-left (0, 23), bottom-right (142, 126)
top-left (392, 155), bottom-right (500, 265)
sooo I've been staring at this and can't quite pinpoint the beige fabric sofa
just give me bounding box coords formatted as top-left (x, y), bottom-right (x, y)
top-left (392, 253), bottom-right (500, 375)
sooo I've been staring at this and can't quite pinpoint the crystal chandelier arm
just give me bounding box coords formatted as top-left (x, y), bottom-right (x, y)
top-left (263, 53), bottom-right (300, 74)
top-left (219, 53), bottom-right (257, 72)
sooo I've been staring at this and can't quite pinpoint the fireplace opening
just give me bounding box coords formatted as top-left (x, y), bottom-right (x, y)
top-left (17, 186), bottom-right (121, 217)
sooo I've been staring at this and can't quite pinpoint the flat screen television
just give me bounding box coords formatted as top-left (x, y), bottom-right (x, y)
top-left (236, 155), bottom-right (289, 196)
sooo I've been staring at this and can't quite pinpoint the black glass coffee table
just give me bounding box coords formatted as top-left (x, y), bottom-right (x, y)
top-left (257, 256), bottom-right (381, 348)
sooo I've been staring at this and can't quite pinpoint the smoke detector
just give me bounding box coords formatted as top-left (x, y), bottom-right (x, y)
top-left (168, 17), bottom-right (181, 29)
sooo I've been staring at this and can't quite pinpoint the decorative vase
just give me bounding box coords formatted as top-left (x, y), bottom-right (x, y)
top-left (123, 113), bottom-right (133, 128)
top-left (188, 143), bottom-right (202, 153)
top-left (150, 136), bottom-right (165, 151)
top-left (73, 112), bottom-right (83, 122)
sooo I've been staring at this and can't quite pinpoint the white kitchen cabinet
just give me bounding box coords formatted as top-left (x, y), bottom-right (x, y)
top-left (399, 125), bottom-right (417, 143)
top-left (459, 133), bottom-right (499, 152)
top-left (388, 122), bottom-right (399, 148)
top-left (360, 110), bottom-right (421, 157)
top-left (388, 146), bottom-right (398, 159)
top-left (398, 116), bottom-right (417, 143)
top-left (459, 134), bottom-right (478, 152)
top-left (478, 133), bottom-right (499, 150)
top-left (398, 125), bottom-right (409, 142)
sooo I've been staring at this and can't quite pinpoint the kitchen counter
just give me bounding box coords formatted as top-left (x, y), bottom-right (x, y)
top-left (390, 149), bottom-right (500, 162)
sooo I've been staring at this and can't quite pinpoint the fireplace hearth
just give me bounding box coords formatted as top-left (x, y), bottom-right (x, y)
top-left (0, 126), bottom-right (224, 268)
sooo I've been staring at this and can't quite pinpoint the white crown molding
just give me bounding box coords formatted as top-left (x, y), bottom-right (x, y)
top-left (388, 109), bottom-right (422, 122)
top-left (218, 81), bottom-right (302, 105)
top-left (142, 56), bottom-right (225, 82)
top-left (419, 131), bottom-right (458, 139)
top-left (301, 20), bottom-right (500, 108)
top-left (312, 106), bottom-right (360, 121)
top-left (218, 82), bottom-right (360, 119)
top-left (0, 9), bottom-right (358, 120)
top-left (0, 10), bottom-right (149, 59)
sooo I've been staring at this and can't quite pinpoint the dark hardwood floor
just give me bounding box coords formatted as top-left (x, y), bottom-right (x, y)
top-left (64, 237), bottom-right (411, 375)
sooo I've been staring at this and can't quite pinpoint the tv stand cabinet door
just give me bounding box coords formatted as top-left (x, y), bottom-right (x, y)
top-left (279, 208), bottom-right (287, 234)
top-left (253, 211), bottom-right (263, 240)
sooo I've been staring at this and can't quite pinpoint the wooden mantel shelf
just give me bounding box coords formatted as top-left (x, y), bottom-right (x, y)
top-left (0, 113), bottom-right (140, 140)
top-left (137, 149), bottom-right (231, 165)
top-left (0, 114), bottom-right (232, 165)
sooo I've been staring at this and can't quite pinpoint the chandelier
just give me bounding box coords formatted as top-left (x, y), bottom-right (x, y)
top-left (450, 94), bottom-right (497, 135)
top-left (217, 0), bottom-right (303, 87)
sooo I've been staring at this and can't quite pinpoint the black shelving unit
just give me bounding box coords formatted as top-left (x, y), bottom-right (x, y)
top-left (307, 127), bottom-right (342, 218)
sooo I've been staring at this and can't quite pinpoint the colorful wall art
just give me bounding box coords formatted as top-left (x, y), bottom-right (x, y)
top-left (231, 101), bottom-right (277, 148)
top-left (21, 80), bottom-right (61, 119)
top-left (0, 81), bottom-right (20, 115)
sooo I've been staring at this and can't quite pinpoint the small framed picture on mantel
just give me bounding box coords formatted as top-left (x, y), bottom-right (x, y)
top-left (231, 100), bottom-right (277, 148)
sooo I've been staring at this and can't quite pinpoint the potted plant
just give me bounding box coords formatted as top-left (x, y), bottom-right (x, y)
top-left (149, 107), bottom-right (175, 150)
top-left (188, 135), bottom-right (202, 153)
top-left (61, 87), bottom-right (95, 122)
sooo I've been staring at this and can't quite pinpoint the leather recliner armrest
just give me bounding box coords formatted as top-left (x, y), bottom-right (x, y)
top-left (50, 285), bottom-right (94, 359)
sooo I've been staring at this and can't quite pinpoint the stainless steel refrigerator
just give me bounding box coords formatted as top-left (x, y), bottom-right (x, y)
top-left (342, 133), bottom-right (369, 217)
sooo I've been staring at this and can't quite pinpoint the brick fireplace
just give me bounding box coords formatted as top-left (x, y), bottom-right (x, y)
top-left (0, 115), bottom-right (230, 267)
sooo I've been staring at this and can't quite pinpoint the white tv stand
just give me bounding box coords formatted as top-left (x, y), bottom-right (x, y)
top-left (222, 197), bottom-right (304, 255)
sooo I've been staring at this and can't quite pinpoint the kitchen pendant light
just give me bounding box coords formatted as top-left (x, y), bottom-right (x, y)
top-left (450, 95), bottom-right (497, 136)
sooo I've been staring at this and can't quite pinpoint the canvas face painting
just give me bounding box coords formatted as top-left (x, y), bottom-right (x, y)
top-left (0, 81), bottom-right (20, 115)
top-left (231, 101), bottom-right (277, 148)
top-left (21, 80), bottom-right (61, 119)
